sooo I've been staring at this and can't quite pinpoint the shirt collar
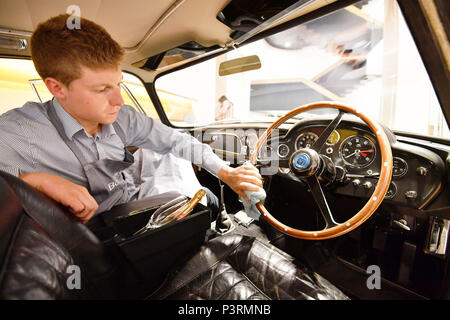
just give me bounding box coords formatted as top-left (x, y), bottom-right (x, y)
top-left (52, 98), bottom-right (116, 140)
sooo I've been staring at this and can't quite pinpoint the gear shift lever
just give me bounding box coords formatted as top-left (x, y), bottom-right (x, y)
top-left (214, 179), bottom-right (235, 234)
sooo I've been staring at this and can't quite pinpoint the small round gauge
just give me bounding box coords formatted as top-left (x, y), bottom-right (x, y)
top-left (258, 144), bottom-right (275, 162)
top-left (246, 132), bottom-right (259, 147)
top-left (393, 157), bottom-right (408, 177)
top-left (385, 182), bottom-right (397, 199)
top-left (340, 135), bottom-right (376, 168)
top-left (326, 130), bottom-right (341, 146)
top-left (295, 132), bottom-right (318, 149)
top-left (277, 144), bottom-right (290, 158)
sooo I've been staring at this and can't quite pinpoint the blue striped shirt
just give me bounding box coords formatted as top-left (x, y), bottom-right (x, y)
top-left (0, 99), bottom-right (226, 203)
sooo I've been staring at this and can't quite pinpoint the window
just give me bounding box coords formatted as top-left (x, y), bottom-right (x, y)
top-left (0, 58), bottom-right (38, 114)
top-left (155, 0), bottom-right (450, 139)
top-left (0, 58), bottom-right (159, 121)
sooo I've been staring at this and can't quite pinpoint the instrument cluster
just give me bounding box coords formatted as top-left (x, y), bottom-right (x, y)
top-left (273, 123), bottom-right (444, 209)
top-left (278, 127), bottom-right (384, 172)
top-left (274, 126), bottom-right (415, 183)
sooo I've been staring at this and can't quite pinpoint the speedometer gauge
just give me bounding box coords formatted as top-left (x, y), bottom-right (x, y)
top-left (340, 135), bottom-right (376, 168)
top-left (295, 132), bottom-right (318, 149)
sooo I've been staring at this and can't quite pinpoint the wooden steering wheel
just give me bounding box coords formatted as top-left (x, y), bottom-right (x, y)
top-left (250, 101), bottom-right (393, 240)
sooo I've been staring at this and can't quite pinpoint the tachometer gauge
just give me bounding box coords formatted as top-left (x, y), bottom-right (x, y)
top-left (295, 132), bottom-right (318, 149)
top-left (340, 135), bottom-right (376, 168)
top-left (326, 130), bottom-right (340, 146)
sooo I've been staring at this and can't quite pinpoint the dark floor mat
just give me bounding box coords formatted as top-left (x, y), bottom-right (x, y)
top-left (314, 257), bottom-right (427, 300)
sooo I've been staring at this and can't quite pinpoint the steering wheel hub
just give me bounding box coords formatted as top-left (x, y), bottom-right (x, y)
top-left (290, 148), bottom-right (321, 177)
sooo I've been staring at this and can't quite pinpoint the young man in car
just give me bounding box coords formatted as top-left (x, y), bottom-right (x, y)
top-left (0, 14), bottom-right (263, 223)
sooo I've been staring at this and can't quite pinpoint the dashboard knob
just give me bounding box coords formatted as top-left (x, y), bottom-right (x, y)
top-left (405, 190), bottom-right (417, 200)
top-left (352, 179), bottom-right (361, 187)
top-left (416, 167), bottom-right (428, 176)
top-left (363, 181), bottom-right (373, 189)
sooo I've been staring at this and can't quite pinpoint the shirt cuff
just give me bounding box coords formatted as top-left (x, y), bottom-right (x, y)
top-left (0, 166), bottom-right (20, 177)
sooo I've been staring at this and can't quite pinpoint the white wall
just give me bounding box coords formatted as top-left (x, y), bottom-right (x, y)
top-left (155, 58), bottom-right (217, 124)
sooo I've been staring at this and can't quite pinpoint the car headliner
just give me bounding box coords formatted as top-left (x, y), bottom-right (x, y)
top-left (0, 0), bottom-right (336, 81)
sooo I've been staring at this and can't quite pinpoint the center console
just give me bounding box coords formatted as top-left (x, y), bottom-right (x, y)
top-left (87, 192), bottom-right (211, 292)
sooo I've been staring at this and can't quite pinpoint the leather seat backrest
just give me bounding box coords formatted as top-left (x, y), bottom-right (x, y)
top-left (0, 172), bottom-right (122, 299)
top-left (0, 176), bottom-right (81, 299)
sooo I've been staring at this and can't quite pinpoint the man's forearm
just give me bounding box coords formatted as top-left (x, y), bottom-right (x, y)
top-left (19, 172), bottom-right (48, 191)
top-left (19, 172), bottom-right (99, 223)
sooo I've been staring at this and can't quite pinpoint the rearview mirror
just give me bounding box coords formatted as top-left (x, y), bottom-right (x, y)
top-left (218, 55), bottom-right (261, 76)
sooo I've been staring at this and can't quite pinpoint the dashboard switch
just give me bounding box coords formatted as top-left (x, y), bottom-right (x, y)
top-left (405, 190), bottom-right (417, 200)
top-left (335, 166), bottom-right (346, 183)
top-left (416, 167), bottom-right (428, 176)
top-left (393, 219), bottom-right (411, 231)
top-left (352, 179), bottom-right (361, 187)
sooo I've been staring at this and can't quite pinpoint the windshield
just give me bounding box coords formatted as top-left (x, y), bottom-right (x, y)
top-left (154, 0), bottom-right (449, 139)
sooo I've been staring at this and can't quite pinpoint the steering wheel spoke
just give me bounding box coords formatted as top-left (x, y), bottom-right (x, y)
top-left (312, 110), bottom-right (345, 152)
top-left (305, 175), bottom-right (339, 229)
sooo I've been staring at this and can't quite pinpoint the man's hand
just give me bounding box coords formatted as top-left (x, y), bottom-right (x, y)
top-left (217, 163), bottom-right (263, 201)
top-left (19, 172), bottom-right (98, 224)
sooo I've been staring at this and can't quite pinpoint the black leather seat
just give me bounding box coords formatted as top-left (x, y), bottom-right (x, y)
top-left (148, 233), bottom-right (348, 300)
top-left (0, 172), bottom-right (348, 300)
top-left (0, 172), bottom-right (126, 299)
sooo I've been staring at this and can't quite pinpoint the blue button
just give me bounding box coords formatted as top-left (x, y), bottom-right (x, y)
top-left (293, 153), bottom-right (311, 170)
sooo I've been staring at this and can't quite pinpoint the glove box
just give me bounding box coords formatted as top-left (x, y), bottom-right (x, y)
top-left (111, 198), bottom-right (211, 285)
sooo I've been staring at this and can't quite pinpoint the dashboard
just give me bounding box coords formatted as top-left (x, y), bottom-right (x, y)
top-left (191, 117), bottom-right (450, 299)
top-left (275, 122), bottom-right (445, 209)
top-left (194, 118), bottom-right (447, 210)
